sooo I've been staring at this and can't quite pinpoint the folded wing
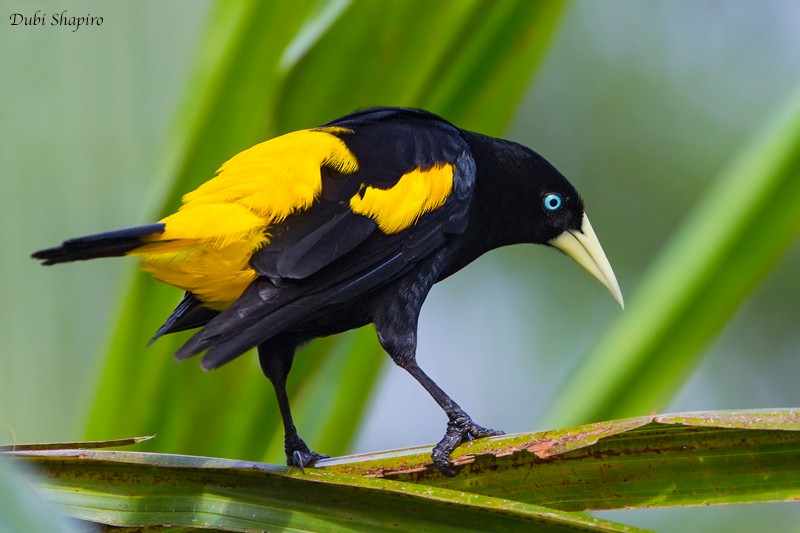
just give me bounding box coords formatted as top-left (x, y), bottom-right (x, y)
top-left (167, 108), bottom-right (476, 369)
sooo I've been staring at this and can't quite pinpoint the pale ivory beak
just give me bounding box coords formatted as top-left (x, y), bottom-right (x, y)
top-left (549, 214), bottom-right (624, 308)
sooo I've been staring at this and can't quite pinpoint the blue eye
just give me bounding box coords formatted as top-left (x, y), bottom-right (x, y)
top-left (543, 193), bottom-right (563, 211)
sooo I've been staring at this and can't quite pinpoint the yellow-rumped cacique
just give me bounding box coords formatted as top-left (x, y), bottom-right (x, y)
top-left (33, 107), bottom-right (623, 475)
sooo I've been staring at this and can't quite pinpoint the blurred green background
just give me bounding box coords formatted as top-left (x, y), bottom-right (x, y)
top-left (2, 0), bottom-right (799, 531)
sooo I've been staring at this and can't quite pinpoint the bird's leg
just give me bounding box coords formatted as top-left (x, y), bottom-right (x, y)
top-left (257, 342), bottom-right (328, 469)
top-left (373, 252), bottom-right (502, 475)
top-left (375, 322), bottom-right (503, 476)
top-left (400, 359), bottom-right (504, 475)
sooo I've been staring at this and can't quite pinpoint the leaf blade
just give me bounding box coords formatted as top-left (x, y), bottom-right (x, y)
top-left (9, 449), bottom-right (641, 533)
top-left (322, 409), bottom-right (800, 511)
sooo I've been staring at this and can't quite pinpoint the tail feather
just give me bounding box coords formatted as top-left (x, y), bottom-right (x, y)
top-left (32, 223), bottom-right (165, 265)
top-left (148, 292), bottom-right (219, 346)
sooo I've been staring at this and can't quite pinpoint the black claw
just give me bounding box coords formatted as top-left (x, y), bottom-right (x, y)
top-left (430, 411), bottom-right (503, 476)
top-left (291, 450), bottom-right (307, 474)
top-left (286, 437), bottom-right (329, 472)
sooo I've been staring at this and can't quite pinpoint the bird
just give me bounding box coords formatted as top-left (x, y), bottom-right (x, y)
top-left (32, 106), bottom-right (623, 475)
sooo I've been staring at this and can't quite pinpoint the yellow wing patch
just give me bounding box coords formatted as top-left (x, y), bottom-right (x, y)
top-left (131, 128), bottom-right (358, 309)
top-left (183, 128), bottom-right (358, 222)
top-left (350, 163), bottom-right (454, 234)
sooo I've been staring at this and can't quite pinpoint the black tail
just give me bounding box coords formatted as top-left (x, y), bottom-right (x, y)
top-left (32, 223), bottom-right (166, 265)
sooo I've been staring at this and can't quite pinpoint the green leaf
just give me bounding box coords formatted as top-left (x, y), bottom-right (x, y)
top-left (0, 436), bottom-right (152, 452)
top-left (10, 410), bottom-right (799, 530)
top-left (272, 0), bottom-right (565, 132)
top-left (8, 450), bottom-right (640, 533)
top-left (322, 409), bottom-right (800, 511)
top-left (85, 0), bottom-right (568, 465)
top-left (544, 86), bottom-right (800, 426)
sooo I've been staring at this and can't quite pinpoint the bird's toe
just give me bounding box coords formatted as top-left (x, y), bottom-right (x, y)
top-left (466, 422), bottom-right (504, 440)
top-left (430, 411), bottom-right (503, 476)
top-left (289, 449), bottom-right (328, 468)
top-left (285, 435), bottom-right (328, 472)
top-left (431, 447), bottom-right (460, 477)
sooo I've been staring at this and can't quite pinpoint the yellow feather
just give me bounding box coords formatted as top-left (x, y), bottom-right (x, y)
top-left (350, 164), bottom-right (454, 234)
top-left (130, 129), bottom-right (358, 309)
top-left (183, 129), bottom-right (358, 219)
top-left (139, 241), bottom-right (261, 311)
top-left (140, 204), bottom-right (267, 250)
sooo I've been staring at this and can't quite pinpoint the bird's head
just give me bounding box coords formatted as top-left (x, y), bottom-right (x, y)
top-left (523, 149), bottom-right (624, 309)
top-left (467, 132), bottom-right (624, 308)
top-left (542, 194), bottom-right (624, 309)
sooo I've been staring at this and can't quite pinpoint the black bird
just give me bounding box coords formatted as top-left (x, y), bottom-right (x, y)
top-left (33, 107), bottom-right (622, 475)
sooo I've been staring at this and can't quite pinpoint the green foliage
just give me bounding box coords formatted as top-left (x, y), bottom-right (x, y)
top-left (7, 409), bottom-right (799, 531)
top-left (9, 452), bottom-right (636, 532)
top-left (333, 409), bottom-right (800, 510)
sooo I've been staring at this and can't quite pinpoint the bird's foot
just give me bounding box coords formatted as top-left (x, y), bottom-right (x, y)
top-left (285, 435), bottom-right (328, 473)
top-left (290, 449), bottom-right (328, 473)
top-left (431, 410), bottom-right (504, 476)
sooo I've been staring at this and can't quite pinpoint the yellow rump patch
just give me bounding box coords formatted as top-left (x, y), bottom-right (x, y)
top-left (138, 242), bottom-right (261, 311)
top-left (139, 204), bottom-right (267, 252)
top-left (350, 163), bottom-right (454, 234)
top-left (130, 128), bottom-right (358, 309)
